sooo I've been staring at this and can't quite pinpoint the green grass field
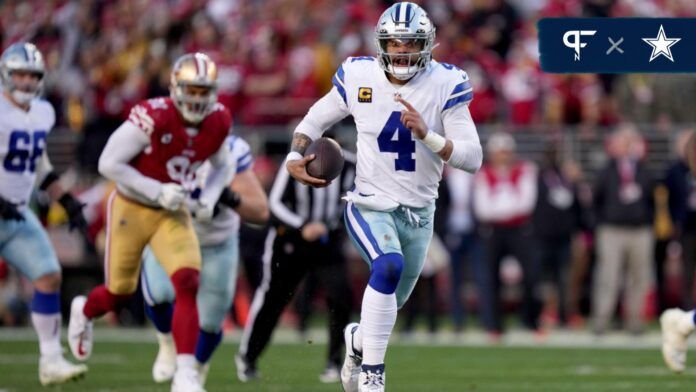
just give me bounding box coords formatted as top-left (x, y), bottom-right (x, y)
top-left (2, 336), bottom-right (696, 392)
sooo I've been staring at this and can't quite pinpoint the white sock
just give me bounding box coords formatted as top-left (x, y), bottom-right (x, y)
top-left (176, 354), bottom-right (196, 370)
top-left (31, 312), bottom-right (62, 358)
top-left (157, 332), bottom-right (174, 347)
top-left (681, 310), bottom-right (696, 334)
top-left (353, 324), bottom-right (363, 353)
top-left (359, 285), bottom-right (397, 366)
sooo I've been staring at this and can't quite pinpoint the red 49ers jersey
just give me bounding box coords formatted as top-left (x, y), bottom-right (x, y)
top-left (126, 97), bottom-right (231, 189)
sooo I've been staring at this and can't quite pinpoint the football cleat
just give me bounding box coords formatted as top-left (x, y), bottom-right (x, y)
top-left (39, 355), bottom-right (88, 386)
top-left (171, 366), bottom-right (205, 392)
top-left (67, 296), bottom-right (93, 361)
top-left (358, 364), bottom-right (385, 392)
top-left (661, 308), bottom-right (694, 373)
top-left (341, 323), bottom-right (362, 392)
top-left (319, 363), bottom-right (341, 383)
top-left (152, 332), bottom-right (176, 383)
top-left (235, 353), bottom-right (260, 382)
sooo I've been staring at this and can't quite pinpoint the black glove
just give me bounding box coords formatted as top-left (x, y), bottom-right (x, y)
top-left (0, 196), bottom-right (24, 221)
top-left (58, 193), bottom-right (87, 233)
top-left (213, 187), bottom-right (241, 216)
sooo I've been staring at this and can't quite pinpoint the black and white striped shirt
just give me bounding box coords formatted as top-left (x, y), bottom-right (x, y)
top-left (269, 151), bottom-right (356, 231)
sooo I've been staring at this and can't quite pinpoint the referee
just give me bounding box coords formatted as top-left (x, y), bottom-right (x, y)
top-left (236, 150), bottom-right (356, 383)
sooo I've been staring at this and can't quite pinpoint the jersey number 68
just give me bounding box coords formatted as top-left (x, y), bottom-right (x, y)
top-left (3, 129), bottom-right (47, 173)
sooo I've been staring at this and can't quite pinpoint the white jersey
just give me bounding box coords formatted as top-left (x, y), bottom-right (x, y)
top-left (296, 57), bottom-right (478, 208)
top-left (0, 94), bottom-right (55, 205)
top-left (194, 135), bottom-right (253, 246)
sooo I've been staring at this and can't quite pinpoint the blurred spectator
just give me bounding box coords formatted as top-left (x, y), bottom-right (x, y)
top-left (215, 28), bottom-right (248, 118)
top-left (4, 0), bottom-right (689, 129)
top-left (591, 125), bottom-right (655, 334)
top-left (664, 130), bottom-right (696, 308)
top-left (464, 62), bottom-right (499, 123)
top-left (443, 167), bottom-right (485, 332)
top-left (473, 133), bottom-right (540, 335)
top-left (468, 0), bottom-right (520, 59)
top-left (240, 44), bottom-right (289, 125)
top-left (544, 74), bottom-right (602, 126)
top-left (532, 145), bottom-right (582, 327)
top-left (500, 43), bottom-right (541, 125)
top-left (653, 184), bottom-right (674, 312)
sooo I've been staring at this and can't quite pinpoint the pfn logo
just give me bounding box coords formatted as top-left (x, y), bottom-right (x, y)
top-left (563, 30), bottom-right (596, 61)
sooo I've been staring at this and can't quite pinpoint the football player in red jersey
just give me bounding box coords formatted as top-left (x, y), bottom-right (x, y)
top-left (67, 53), bottom-right (234, 392)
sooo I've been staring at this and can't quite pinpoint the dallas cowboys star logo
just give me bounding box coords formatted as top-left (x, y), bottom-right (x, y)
top-left (642, 25), bottom-right (681, 62)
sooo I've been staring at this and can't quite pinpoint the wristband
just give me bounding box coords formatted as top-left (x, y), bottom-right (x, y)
top-left (286, 151), bottom-right (303, 162)
top-left (421, 130), bottom-right (446, 153)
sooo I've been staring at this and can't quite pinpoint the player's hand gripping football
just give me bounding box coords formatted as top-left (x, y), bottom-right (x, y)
top-left (286, 154), bottom-right (328, 188)
top-left (396, 96), bottom-right (428, 139)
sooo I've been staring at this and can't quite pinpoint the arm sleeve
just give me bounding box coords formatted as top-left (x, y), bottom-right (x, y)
top-left (269, 159), bottom-right (305, 228)
top-left (442, 103), bottom-right (483, 173)
top-left (98, 121), bottom-right (162, 202)
top-left (198, 143), bottom-right (236, 206)
top-left (293, 87), bottom-right (350, 141)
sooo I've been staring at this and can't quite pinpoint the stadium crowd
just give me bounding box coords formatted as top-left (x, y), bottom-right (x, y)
top-left (3, 0), bottom-right (696, 136)
top-left (2, 0), bottom-right (696, 342)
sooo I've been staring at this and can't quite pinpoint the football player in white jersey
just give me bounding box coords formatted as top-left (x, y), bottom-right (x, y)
top-left (0, 43), bottom-right (88, 385)
top-left (139, 135), bottom-right (268, 387)
top-left (285, 3), bottom-right (482, 391)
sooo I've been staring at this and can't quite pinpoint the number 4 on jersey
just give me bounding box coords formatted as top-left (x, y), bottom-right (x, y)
top-left (377, 111), bottom-right (416, 172)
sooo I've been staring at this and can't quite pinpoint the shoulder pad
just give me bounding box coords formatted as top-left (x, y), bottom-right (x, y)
top-left (439, 63), bottom-right (473, 111)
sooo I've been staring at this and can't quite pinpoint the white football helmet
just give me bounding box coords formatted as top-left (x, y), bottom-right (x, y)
top-left (0, 42), bottom-right (45, 105)
top-left (170, 52), bottom-right (218, 124)
top-left (374, 2), bottom-right (435, 80)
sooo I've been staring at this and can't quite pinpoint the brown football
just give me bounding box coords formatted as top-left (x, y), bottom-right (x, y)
top-left (305, 137), bottom-right (345, 181)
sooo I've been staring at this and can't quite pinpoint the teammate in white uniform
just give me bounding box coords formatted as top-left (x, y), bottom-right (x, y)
top-left (139, 135), bottom-right (268, 387)
top-left (0, 43), bottom-right (88, 386)
top-left (285, 3), bottom-right (482, 391)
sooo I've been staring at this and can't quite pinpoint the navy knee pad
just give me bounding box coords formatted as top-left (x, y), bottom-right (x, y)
top-left (368, 253), bottom-right (404, 294)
